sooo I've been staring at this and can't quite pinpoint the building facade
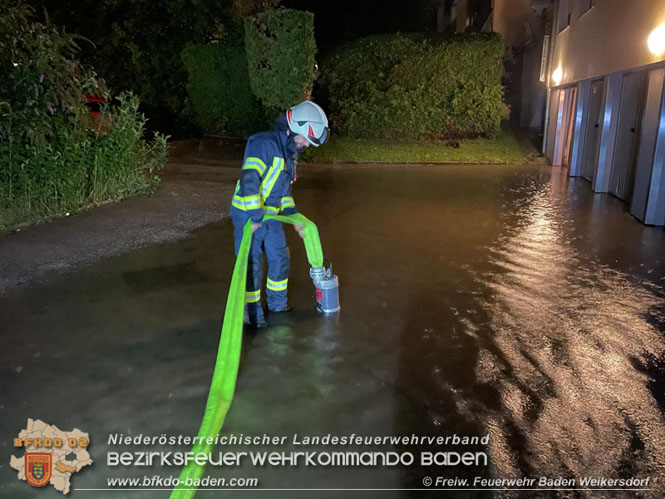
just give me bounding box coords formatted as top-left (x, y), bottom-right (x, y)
top-left (543, 0), bottom-right (665, 225)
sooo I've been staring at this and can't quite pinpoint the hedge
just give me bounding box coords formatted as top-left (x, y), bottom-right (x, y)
top-left (244, 8), bottom-right (317, 111)
top-left (182, 43), bottom-right (266, 135)
top-left (320, 33), bottom-right (504, 140)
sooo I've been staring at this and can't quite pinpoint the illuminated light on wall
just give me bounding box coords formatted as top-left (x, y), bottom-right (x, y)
top-left (552, 67), bottom-right (563, 85)
top-left (648, 24), bottom-right (665, 56)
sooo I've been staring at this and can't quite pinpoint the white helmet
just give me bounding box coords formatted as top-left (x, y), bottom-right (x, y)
top-left (286, 101), bottom-right (329, 147)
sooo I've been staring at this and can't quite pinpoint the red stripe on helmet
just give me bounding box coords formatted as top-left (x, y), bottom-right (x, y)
top-left (287, 109), bottom-right (292, 123)
top-left (308, 124), bottom-right (314, 137)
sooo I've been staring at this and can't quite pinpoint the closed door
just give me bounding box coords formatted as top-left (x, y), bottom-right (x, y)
top-left (581, 79), bottom-right (604, 181)
top-left (609, 71), bottom-right (647, 202)
top-left (631, 69), bottom-right (665, 222)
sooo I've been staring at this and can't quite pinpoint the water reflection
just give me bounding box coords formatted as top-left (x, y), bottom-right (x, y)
top-left (391, 165), bottom-right (665, 497)
top-left (473, 168), bottom-right (665, 493)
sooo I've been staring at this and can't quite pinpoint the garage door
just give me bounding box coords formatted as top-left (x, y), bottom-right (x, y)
top-left (581, 79), bottom-right (604, 182)
top-left (609, 71), bottom-right (647, 202)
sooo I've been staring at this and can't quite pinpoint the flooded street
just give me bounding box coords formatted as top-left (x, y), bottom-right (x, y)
top-left (2, 163), bottom-right (665, 498)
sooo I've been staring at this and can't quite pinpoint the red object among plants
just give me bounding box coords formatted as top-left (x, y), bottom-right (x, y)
top-left (84, 94), bottom-right (110, 134)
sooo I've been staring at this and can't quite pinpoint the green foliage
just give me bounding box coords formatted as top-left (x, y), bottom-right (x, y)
top-left (0, 92), bottom-right (168, 230)
top-left (244, 8), bottom-right (316, 111)
top-left (86, 1), bottom-right (228, 131)
top-left (0, 3), bottom-right (168, 230)
top-left (78, 93), bottom-right (168, 204)
top-left (320, 33), bottom-right (504, 140)
top-left (0, 3), bottom-right (94, 148)
top-left (27, 0), bottom-right (260, 133)
top-left (181, 43), bottom-right (267, 135)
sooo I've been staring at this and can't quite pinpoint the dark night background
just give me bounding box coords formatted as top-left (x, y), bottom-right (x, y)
top-left (24, 0), bottom-right (494, 134)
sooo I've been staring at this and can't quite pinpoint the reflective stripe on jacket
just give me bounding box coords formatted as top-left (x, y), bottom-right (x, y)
top-left (230, 130), bottom-right (297, 223)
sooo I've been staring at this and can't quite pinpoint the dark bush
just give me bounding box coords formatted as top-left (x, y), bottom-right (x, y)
top-left (29, 0), bottom-right (281, 136)
top-left (182, 43), bottom-right (267, 135)
top-left (244, 8), bottom-right (317, 111)
top-left (320, 33), bottom-right (503, 139)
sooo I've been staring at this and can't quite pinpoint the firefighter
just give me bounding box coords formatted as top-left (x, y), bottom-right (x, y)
top-left (230, 100), bottom-right (329, 328)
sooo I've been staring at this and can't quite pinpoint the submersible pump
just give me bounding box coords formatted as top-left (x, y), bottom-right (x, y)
top-left (309, 262), bottom-right (340, 314)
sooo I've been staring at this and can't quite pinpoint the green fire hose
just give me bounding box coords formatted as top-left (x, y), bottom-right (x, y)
top-left (170, 213), bottom-right (323, 498)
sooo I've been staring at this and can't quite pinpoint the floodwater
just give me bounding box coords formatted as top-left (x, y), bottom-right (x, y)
top-left (2, 164), bottom-right (665, 498)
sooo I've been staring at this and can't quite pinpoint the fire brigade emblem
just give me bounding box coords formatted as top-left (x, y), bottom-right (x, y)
top-left (25, 453), bottom-right (52, 487)
top-left (11, 419), bottom-right (93, 494)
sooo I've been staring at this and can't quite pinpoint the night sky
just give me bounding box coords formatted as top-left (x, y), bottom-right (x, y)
top-left (280, 0), bottom-right (440, 51)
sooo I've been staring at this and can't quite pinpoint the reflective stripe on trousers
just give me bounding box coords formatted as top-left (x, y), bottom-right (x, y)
top-left (231, 217), bottom-right (290, 323)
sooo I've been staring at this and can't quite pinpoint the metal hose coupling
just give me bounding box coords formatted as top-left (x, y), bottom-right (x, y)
top-left (309, 266), bottom-right (325, 285)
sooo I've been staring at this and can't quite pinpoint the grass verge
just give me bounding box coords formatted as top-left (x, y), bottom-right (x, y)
top-left (303, 126), bottom-right (539, 164)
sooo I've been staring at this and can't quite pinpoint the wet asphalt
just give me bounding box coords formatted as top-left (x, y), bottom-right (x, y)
top-left (1, 154), bottom-right (665, 498)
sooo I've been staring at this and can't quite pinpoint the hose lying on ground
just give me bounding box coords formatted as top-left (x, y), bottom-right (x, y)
top-left (169, 213), bottom-right (323, 498)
